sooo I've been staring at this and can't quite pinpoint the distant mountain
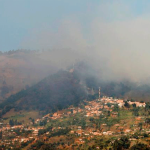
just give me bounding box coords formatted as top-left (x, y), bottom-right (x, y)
top-left (0, 70), bottom-right (87, 117)
top-left (0, 49), bottom-right (58, 102)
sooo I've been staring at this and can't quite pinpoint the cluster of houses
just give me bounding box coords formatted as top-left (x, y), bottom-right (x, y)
top-left (0, 123), bottom-right (44, 147)
top-left (100, 96), bottom-right (146, 108)
top-left (0, 96), bottom-right (147, 148)
top-left (42, 96), bottom-right (146, 121)
top-left (83, 96), bottom-right (145, 118)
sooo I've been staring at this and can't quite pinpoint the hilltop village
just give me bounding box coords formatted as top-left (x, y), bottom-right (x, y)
top-left (0, 95), bottom-right (150, 149)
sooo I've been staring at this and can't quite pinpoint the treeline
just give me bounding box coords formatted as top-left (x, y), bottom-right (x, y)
top-left (0, 49), bottom-right (39, 55)
top-left (9, 119), bottom-right (22, 126)
top-left (0, 48), bottom-right (63, 55)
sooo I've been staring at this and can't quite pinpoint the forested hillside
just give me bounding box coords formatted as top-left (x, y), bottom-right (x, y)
top-left (0, 70), bottom-right (87, 116)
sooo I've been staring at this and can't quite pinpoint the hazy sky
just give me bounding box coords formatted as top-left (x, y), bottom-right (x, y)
top-left (0, 0), bottom-right (150, 51)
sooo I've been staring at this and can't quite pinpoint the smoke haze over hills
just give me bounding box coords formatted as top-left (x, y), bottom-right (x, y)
top-left (18, 1), bottom-right (150, 83)
top-left (1, 1), bottom-right (150, 103)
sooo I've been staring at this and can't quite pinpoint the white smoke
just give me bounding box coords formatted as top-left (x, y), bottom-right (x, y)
top-left (20, 1), bottom-right (150, 83)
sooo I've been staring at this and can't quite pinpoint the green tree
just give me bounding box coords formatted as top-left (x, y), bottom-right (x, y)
top-left (113, 136), bottom-right (130, 150)
top-left (9, 119), bottom-right (14, 126)
top-left (81, 119), bottom-right (86, 129)
top-left (138, 122), bottom-right (143, 131)
top-left (132, 103), bottom-right (136, 108)
top-left (132, 107), bottom-right (139, 116)
top-left (130, 143), bottom-right (150, 150)
top-left (124, 101), bottom-right (130, 108)
top-left (108, 111), bottom-right (111, 116)
top-left (145, 118), bottom-right (150, 126)
top-left (113, 104), bottom-right (119, 112)
top-left (0, 131), bottom-right (2, 139)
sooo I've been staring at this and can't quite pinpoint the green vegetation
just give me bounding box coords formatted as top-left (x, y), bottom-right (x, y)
top-left (49, 128), bottom-right (71, 138)
top-left (130, 143), bottom-right (150, 150)
top-left (113, 136), bottom-right (130, 150)
top-left (9, 119), bottom-right (22, 126)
